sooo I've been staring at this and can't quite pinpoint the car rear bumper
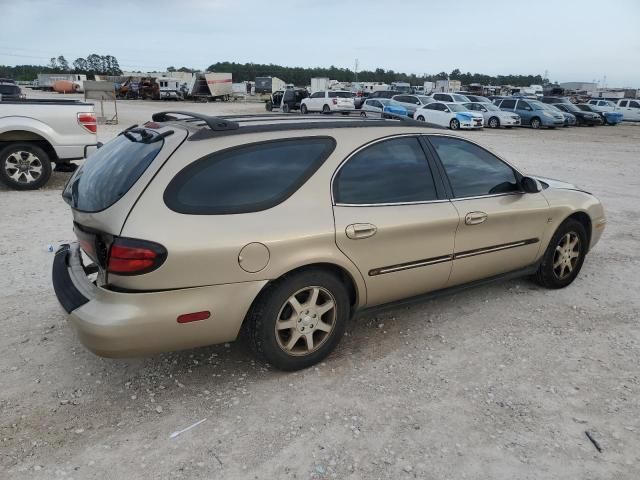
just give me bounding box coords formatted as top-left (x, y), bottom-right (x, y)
top-left (52, 243), bottom-right (267, 357)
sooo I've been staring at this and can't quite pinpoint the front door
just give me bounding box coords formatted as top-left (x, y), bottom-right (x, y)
top-left (427, 135), bottom-right (550, 286)
top-left (332, 136), bottom-right (459, 307)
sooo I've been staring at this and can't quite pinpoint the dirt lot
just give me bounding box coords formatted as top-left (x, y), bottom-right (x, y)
top-left (1, 93), bottom-right (639, 479)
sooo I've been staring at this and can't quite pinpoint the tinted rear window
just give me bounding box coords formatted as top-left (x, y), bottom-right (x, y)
top-left (328, 91), bottom-right (354, 98)
top-left (63, 134), bottom-right (163, 212)
top-left (164, 137), bottom-right (336, 214)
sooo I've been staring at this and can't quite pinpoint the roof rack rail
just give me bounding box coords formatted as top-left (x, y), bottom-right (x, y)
top-left (151, 111), bottom-right (239, 131)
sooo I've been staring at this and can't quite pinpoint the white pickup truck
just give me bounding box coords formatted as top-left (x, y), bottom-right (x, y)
top-left (0, 99), bottom-right (99, 190)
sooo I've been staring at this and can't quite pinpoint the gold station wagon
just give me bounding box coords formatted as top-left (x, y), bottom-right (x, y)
top-left (53, 112), bottom-right (606, 370)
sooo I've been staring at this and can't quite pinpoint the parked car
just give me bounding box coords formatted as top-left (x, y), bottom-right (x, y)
top-left (414, 102), bottom-right (483, 130)
top-left (496, 98), bottom-right (564, 129)
top-left (615, 99), bottom-right (640, 121)
top-left (574, 104), bottom-right (609, 126)
top-left (52, 111), bottom-right (606, 370)
top-left (300, 90), bottom-right (355, 113)
top-left (552, 103), bottom-right (602, 126)
top-left (265, 88), bottom-right (309, 112)
top-left (463, 94), bottom-right (492, 103)
top-left (390, 94), bottom-right (435, 116)
top-left (430, 92), bottom-right (470, 103)
top-left (368, 90), bottom-right (403, 99)
top-left (463, 102), bottom-right (521, 128)
top-left (585, 100), bottom-right (624, 125)
top-left (0, 99), bottom-right (98, 190)
top-left (544, 104), bottom-right (576, 127)
top-left (360, 98), bottom-right (408, 118)
top-left (0, 80), bottom-right (24, 101)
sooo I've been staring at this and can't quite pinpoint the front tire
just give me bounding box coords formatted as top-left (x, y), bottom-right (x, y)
top-left (534, 219), bottom-right (588, 289)
top-left (245, 269), bottom-right (350, 371)
top-left (449, 118), bottom-right (460, 130)
top-left (417, 115), bottom-right (425, 122)
top-left (530, 117), bottom-right (541, 129)
top-left (300, 104), bottom-right (308, 114)
top-left (0, 143), bottom-right (52, 190)
top-left (488, 116), bottom-right (500, 128)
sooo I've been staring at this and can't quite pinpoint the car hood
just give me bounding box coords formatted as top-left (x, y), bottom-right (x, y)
top-left (532, 175), bottom-right (586, 192)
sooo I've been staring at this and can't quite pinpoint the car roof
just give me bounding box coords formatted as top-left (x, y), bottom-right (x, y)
top-left (149, 111), bottom-right (447, 141)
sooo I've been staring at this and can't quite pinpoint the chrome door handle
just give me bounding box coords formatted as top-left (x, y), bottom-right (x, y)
top-left (346, 223), bottom-right (377, 239)
top-left (465, 211), bottom-right (488, 225)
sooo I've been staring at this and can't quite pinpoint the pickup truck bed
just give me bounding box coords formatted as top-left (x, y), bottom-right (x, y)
top-left (0, 99), bottom-right (98, 190)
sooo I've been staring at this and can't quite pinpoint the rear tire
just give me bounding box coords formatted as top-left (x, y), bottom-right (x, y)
top-left (265, 102), bottom-right (273, 112)
top-left (322, 105), bottom-right (331, 114)
top-left (282, 103), bottom-right (290, 113)
top-left (245, 269), bottom-right (350, 371)
top-left (534, 219), bottom-right (588, 289)
top-left (0, 143), bottom-right (52, 190)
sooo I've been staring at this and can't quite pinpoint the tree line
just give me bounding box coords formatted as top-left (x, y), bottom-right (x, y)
top-left (0, 54), bottom-right (122, 81)
top-left (206, 62), bottom-right (546, 87)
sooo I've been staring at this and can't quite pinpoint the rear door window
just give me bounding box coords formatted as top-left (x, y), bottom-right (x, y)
top-left (62, 133), bottom-right (164, 212)
top-left (334, 137), bottom-right (437, 204)
top-left (164, 137), bottom-right (336, 214)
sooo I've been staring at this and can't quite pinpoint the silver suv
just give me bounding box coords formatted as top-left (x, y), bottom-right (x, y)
top-left (53, 112), bottom-right (605, 370)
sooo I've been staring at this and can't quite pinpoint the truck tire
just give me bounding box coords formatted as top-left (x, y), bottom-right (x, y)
top-left (265, 102), bottom-right (273, 111)
top-left (0, 143), bottom-right (52, 190)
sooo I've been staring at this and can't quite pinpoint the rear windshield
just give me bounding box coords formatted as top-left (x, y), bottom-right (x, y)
top-left (328, 91), bottom-right (354, 98)
top-left (62, 134), bottom-right (163, 212)
top-left (164, 137), bottom-right (335, 214)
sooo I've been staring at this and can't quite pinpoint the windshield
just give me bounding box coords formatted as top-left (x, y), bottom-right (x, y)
top-left (529, 100), bottom-right (546, 110)
top-left (63, 133), bottom-right (163, 212)
top-left (481, 102), bottom-right (499, 111)
top-left (378, 99), bottom-right (391, 105)
top-left (560, 103), bottom-right (580, 112)
top-left (452, 94), bottom-right (469, 102)
top-left (544, 104), bottom-right (562, 112)
top-left (448, 104), bottom-right (467, 112)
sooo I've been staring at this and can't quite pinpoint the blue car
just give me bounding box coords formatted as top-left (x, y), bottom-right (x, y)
top-left (360, 98), bottom-right (408, 118)
top-left (497, 97), bottom-right (565, 129)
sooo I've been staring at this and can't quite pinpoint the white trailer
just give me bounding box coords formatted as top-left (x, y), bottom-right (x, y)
top-left (157, 78), bottom-right (183, 100)
top-left (271, 77), bottom-right (286, 93)
top-left (423, 81), bottom-right (435, 94)
top-left (311, 77), bottom-right (330, 93)
top-left (204, 72), bottom-right (233, 101)
top-left (435, 79), bottom-right (461, 93)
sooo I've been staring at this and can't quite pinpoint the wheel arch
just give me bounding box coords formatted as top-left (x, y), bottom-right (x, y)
top-left (565, 211), bottom-right (592, 247)
top-left (0, 130), bottom-right (59, 162)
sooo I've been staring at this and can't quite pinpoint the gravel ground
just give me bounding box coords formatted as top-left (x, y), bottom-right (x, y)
top-left (1, 92), bottom-right (639, 479)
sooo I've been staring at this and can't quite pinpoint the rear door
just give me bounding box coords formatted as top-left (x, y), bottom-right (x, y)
top-left (426, 135), bottom-right (550, 286)
top-left (332, 135), bottom-right (459, 307)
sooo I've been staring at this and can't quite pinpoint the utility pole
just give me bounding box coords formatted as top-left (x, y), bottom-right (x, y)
top-left (354, 58), bottom-right (359, 83)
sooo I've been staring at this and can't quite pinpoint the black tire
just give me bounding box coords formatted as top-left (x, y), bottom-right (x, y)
top-left (530, 117), bottom-right (541, 129)
top-left (0, 143), bottom-right (52, 190)
top-left (449, 118), bottom-right (460, 130)
top-left (417, 115), bottom-right (425, 122)
top-left (282, 103), bottom-right (290, 113)
top-left (322, 105), bottom-right (331, 114)
top-left (488, 116), bottom-right (500, 128)
top-left (245, 269), bottom-right (350, 371)
top-left (534, 219), bottom-right (588, 289)
top-left (360, 111), bottom-right (367, 117)
top-left (300, 104), bottom-right (308, 114)
top-left (265, 102), bottom-right (273, 112)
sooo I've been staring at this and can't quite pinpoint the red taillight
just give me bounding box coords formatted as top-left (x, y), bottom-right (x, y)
top-left (332, 98), bottom-right (338, 105)
top-left (107, 238), bottom-right (166, 275)
top-left (77, 112), bottom-right (97, 133)
top-left (177, 311), bottom-right (211, 324)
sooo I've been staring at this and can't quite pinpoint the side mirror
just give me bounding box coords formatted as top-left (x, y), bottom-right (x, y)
top-left (521, 176), bottom-right (542, 193)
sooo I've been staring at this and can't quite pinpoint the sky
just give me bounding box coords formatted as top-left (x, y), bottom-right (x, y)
top-left (1, 0), bottom-right (639, 87)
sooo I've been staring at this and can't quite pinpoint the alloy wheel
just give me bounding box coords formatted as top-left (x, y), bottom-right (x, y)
top-left (552, 232), bottom-right (581, 280)
top-left (275, 286), bottom-right (336, 356)
top-left (4, 151), bottom-right (43, 185)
